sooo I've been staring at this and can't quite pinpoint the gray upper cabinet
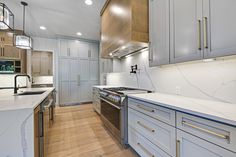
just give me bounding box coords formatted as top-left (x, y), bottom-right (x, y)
top-left (150, 0), bottom-right (236, 66)
top-left (149, 0), bottom-right (170, 66)
top-left (203, 0), bottom-right (236, 58)
top-left (170, 0), bottom-right (203, 64)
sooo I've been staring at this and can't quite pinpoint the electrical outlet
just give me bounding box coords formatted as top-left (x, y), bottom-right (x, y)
top-left (175, 86), bottom-right (181, 95)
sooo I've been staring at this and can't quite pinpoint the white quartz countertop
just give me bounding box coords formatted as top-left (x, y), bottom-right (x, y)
top-left (0, 87), bottom-right (55, 111)
top-left (128, 93), bottom-right (236, 127)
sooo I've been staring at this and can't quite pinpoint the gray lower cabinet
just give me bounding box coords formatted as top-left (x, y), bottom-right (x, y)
top-left (149, 0), bottom-right (170, 66)
top-left (177, 129), bottom-right (236, 157)
top-left (128, 98), bottom-right (236, 157)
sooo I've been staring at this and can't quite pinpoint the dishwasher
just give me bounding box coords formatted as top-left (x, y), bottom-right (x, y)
top-left (39, 92), bottom-right (55, 157)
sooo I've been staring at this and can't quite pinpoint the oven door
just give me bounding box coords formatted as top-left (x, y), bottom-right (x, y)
top-left (100, 97), bottom-right (121, 140)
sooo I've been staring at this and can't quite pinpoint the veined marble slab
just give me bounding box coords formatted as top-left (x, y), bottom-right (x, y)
top-left (128, 93), bottom-right (236, 127)
top-left (0, 87), bottom-right (55, 111)
top-left (0, 87), bottom-right (54, 157)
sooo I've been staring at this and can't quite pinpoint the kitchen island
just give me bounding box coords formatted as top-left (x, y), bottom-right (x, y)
top-left (0, 87), bottom-right (55, 157)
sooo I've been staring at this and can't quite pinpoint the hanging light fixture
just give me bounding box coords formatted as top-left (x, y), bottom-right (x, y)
top-left (0, 3), bottom-right (14, 30)
top-left (14, 1), bottom-right (32, 50)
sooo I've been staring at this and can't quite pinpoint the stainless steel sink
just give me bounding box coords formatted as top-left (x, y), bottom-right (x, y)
top-left (16, 91), bottom-right (46, 96)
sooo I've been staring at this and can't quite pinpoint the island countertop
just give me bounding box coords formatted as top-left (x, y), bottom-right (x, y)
top-left (128, 92), bottom-right (236, 127)
top-left (0, 87), bottom-right (55, 111)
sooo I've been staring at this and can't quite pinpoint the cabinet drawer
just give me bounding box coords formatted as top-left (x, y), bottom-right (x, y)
top-left (128, 108), bottom-right (176, 156)
top-left (177, 112), bottom-right (236, 153)
top-left (128, 98), bottom-right (176, 126)
top-left (129, 127), bottom-right (171, 157)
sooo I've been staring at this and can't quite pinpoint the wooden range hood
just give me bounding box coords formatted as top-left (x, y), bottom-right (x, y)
top-left (100, 0), bottom-right (149, 58)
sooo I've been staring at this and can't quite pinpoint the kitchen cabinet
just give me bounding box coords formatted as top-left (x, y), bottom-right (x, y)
top-left (170, 0), bottom-right (203, 63)
top-left (176, 129), bottom-right (236, 157)
top-left (32, 51), bottom-right (53, 76)
top-left (59, 57), bottom-right (99, 105)
top-left (203, 0), bottom-right (236, 58)
top-left (149, 0), bottom-right (170, 66)
top-left (150, 0), bottom-right (236, 66)
top-left (78, 41), bottom-right (90, 58)
top-left (101, 0), bottom-right (149, 58)
top-left (59, 40), bottom-right (80, 57)
top-left (90, 44), bottom-right (99, 59)
top-left (128, 97), bottom-right (236, 157)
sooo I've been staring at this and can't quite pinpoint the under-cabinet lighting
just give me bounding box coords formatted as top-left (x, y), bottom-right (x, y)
top-left (203, 58), bottom-right (216, 62)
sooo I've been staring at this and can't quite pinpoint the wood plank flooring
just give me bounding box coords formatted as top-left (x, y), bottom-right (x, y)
top-left (48, 104), bottom-right (137, 157)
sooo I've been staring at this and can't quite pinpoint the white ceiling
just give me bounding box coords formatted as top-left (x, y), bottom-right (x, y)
top-left (2, 0), bottom-right (106, 41)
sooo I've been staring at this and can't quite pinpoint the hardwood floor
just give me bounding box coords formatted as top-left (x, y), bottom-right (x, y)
top-left (48, 104), bottom-right (137, 157)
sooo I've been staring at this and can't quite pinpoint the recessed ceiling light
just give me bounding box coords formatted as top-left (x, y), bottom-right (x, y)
top-left (85, 0), bottom-right (93, 5)
top-left (40, 26), bottom-right (46, 30)
top-left (77, 32), bottom-right (82, 36)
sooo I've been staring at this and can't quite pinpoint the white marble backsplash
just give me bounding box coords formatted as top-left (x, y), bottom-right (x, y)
top-left (107, 50), bottom-right (236, 104)
top-left (0, 75), bottom-right (27, 88)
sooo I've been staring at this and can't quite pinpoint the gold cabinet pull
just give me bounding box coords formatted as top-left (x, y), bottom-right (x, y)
top-left (198, 20), bottom-right (202, 50)
top-left (203, 17), bottom-right (209, 49)
top-left (182, 121), bottom-right (230, 141)
top-left (137, 121), bottom-right (155, 133)
top-left (176, 140), bottom-right (180, 157)
top-left (137, 142), bottom-right (155, 157)
top-left (137, 105), bottom-right (155, 113)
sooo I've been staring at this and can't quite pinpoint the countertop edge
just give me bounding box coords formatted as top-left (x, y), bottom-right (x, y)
top-left (128, 95), bottom-right (236, 127)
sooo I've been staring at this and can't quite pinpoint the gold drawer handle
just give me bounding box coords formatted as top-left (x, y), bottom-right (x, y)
top-left (182, 121), bottom-right (230, 141)
top-left (137, 142), bottom-right (155, 157)
top-left (176, 140), bottom-right (180, 157)
top-left (137, 105), bottom-right (155, 113)
top-left (137, 121), bottom-right (155, 133)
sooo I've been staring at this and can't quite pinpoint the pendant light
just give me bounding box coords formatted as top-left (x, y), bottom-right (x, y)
top-left (14, 1), bottom-right (32, 50)
top-left (0, 3), bottom-right (14, 30)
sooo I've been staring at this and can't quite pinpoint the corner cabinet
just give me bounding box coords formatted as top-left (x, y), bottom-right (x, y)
top-left (149, 0), bottom-right (236, 66)
top-left (149, 0), bottom-right (170, 66)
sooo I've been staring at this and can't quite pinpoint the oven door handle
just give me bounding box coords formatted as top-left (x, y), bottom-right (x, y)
top-left (100, 97), bottom-right (121, 110)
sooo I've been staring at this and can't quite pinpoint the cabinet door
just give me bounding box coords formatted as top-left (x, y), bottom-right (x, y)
top-left (90, 44), bottom-right (99, 59)
top-left (2, 45), bottom-right (20, 59)
top-left (149, 0), bottom-right (170, 66)
top-left (59, 59), bottom-right (70, 81)
top-left (78, 42), bottom-right (89, 58)
top-left (70, 81), bottom-right (79, 103)
top-left (60, 40), bottom-right (69, 57)
top-left (203, 0), bottom-right (236, 58)
top-left (90, 59), bottom-right (99, 81)
top-left (60, 82), bottom-right (70, 104)
top-left (68, 40), bottom-right (79, 57)
top-left (32, 52), bottom-right (41, 75)
top-left (79, 59), bottom-right (90, 81)
top-left (177, 129), bottom-right (236, 157)
top-left (170, 0), bottom-right (203, 63)
top-left (70, 59), bottom-right (80, 81)
top-left (79, 82), bottom-right (91, 102)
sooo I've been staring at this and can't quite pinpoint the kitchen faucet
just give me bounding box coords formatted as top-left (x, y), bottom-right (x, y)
top-left (14, 74), bottom-right (31, 94)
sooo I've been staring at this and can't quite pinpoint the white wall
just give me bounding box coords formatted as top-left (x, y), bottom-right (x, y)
top-left (107, 50), bottom-right (236, 104)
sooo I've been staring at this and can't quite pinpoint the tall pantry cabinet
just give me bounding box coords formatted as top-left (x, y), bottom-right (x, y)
top-left (59, 39), bottom-right (99, 105)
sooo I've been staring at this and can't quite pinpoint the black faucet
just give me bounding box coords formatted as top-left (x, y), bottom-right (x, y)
top-left (14, 74), bottom-right (31, 94)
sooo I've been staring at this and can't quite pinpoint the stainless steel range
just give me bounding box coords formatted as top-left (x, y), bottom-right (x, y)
top-left (99, 87), bottom-right (150, 147)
